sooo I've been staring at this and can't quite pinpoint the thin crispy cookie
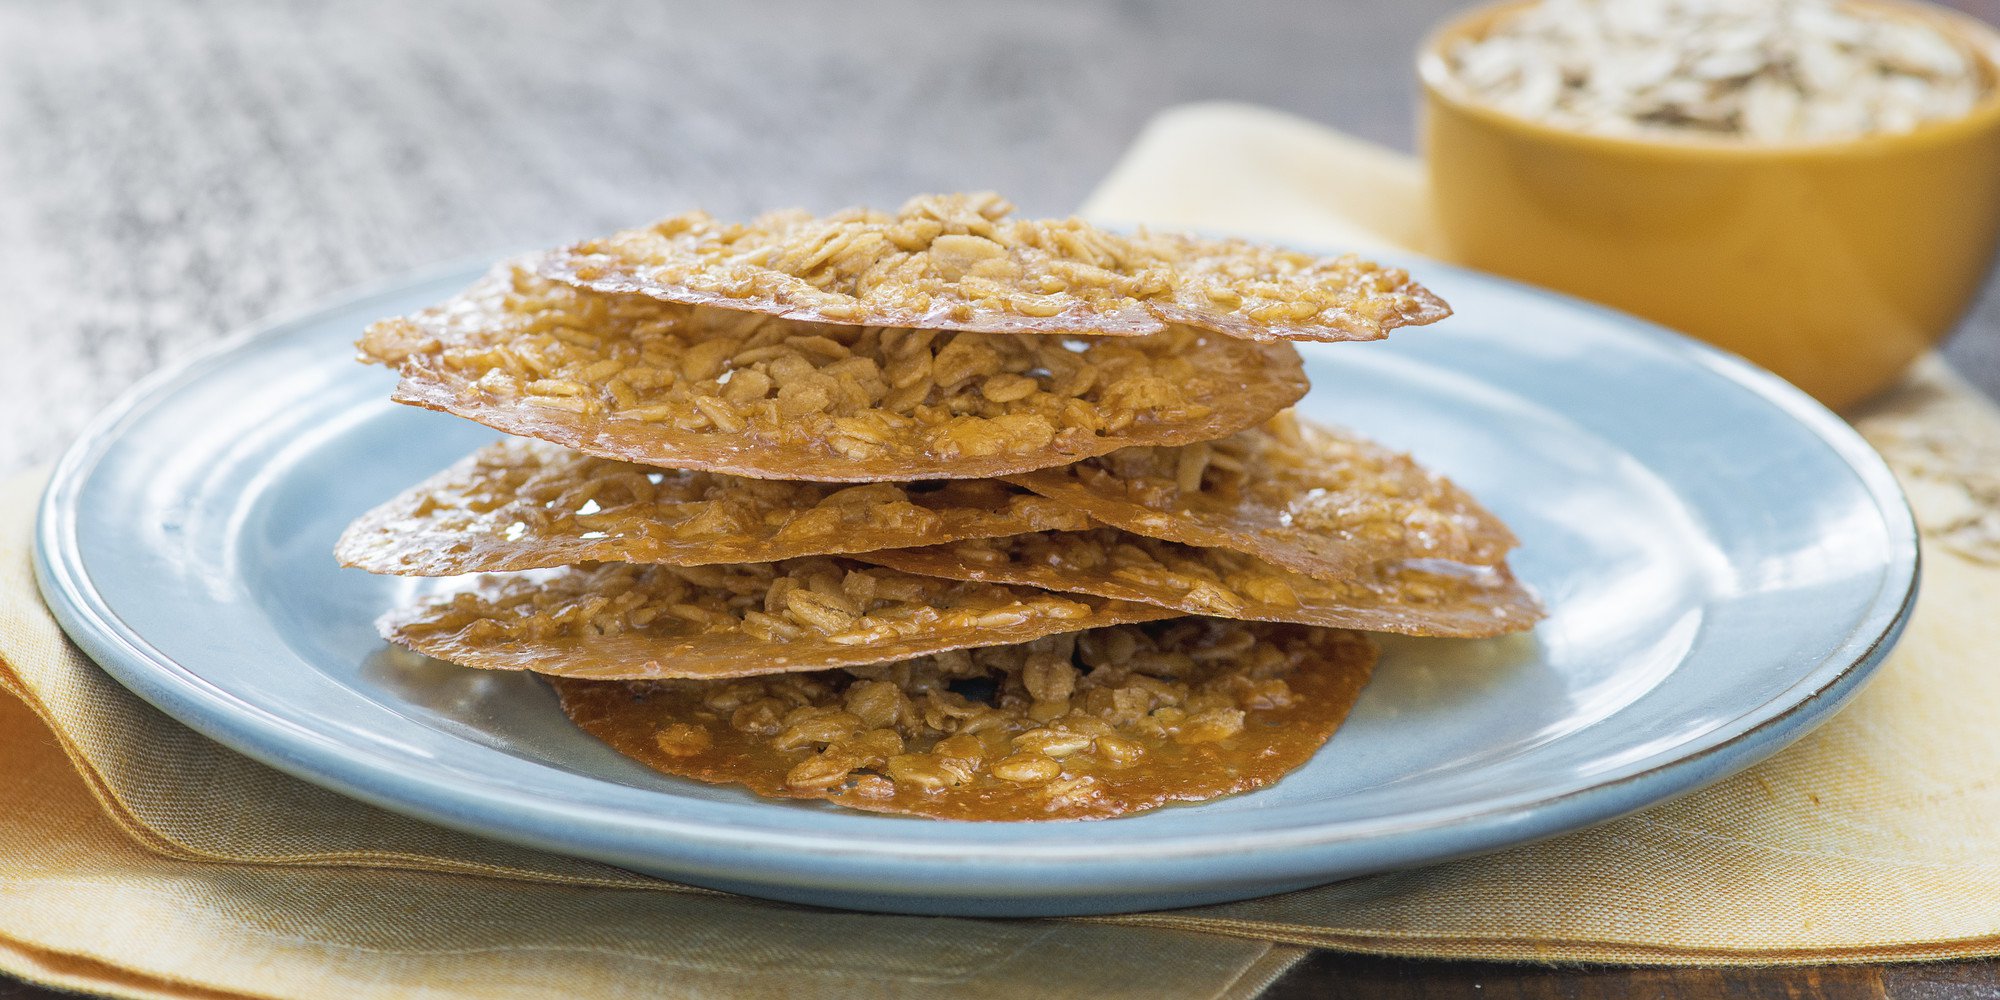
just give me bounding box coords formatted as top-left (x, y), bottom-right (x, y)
top-left (1006, 414), bottom-right (1518, 580)
top-left (856, 528), bottom-right (1543, 639)
top-left (337, 439), bottom-right (1092, 575)
top-left (540, 192), bottom-right (1450, 343)
top-left (379, 557), bottom-right (1175, 681)
top-left (359, 263), bottom-right (1307, 482)
top-left (549, 619), bottom-right (1377, 820)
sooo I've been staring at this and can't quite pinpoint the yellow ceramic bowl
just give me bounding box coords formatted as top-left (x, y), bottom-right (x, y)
top-left (1420, 0), bottom-right (2000, 410)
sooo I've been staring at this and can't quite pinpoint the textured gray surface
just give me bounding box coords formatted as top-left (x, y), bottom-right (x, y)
top-left (5, 0), bottom-right (1997, 474)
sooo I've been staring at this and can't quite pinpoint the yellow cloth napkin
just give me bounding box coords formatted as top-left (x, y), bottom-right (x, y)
top-left (7, 101), bottom-right (2000, 999)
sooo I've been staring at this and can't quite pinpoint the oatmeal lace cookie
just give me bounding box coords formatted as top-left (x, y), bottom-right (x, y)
top-left (1007, 413), bottom-right (1517, 579)
top-left (541, 192), bottom-right (1450, 343)
top-left (337, 438), bottom-right (1091, 575)
top-left (360, 263), bottom-right (1307, 481)
top-left (379, 557), bottom-right (1174, 680)
top-left (550, 619), bottom-right (1377, 820)
top-left (857, 527), bottom-right (1542, 639)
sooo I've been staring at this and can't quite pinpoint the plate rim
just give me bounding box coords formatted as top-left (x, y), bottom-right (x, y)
top-left (31, 255), bottom-right (1921, 879)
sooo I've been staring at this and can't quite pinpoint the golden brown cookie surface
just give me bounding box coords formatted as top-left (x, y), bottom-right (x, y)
top-left (1007, 414), bottom-right (1517, 579)
top-left (857, 528), bottom-right (1543, 639)
top-left (360, 264), bottom-right (1307, 481)
top-left (541, 193), bottom-right (1449, 343)
top-left (337, 439), bottom-right (1091, 575)
top-left (550, 619), bottom-right (1377, 820)
top-left (379, 557), bottom-right (1175, 680)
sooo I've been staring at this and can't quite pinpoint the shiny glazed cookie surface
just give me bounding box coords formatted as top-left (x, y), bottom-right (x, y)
top-left (541, 193), bottom-right (1450, 343)
top-left (379, 557), bottom-right (1174, 680)
top-left (858, 527), bottom-right (1543, 639)
top-left (336, 438), bottom-right (1091, 575)
top-left (360, 263), bottom-right (1307, 481)
top-left (1007, 414), bottom-right (1517, 579)
top-left (550, 619), bottom-right (1377, 820)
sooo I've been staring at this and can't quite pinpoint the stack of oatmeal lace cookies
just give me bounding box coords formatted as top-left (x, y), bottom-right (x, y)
top-left (339, 193), bottom-right (1540, 821)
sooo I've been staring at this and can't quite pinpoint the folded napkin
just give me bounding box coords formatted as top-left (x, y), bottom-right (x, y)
top-left (7, 102), bottom-right (2000, 999)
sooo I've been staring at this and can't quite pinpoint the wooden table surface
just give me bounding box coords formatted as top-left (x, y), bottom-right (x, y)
top-left (6, 1), bottom-right (2000, 997)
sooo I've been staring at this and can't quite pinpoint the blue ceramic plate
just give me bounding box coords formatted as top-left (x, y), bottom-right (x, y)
top-left (35, 258), bottom-right (1917, 917)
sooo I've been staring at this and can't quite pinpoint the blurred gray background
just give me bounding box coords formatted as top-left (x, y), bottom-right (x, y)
top-left (4, 0), bottom-right (1998, 471)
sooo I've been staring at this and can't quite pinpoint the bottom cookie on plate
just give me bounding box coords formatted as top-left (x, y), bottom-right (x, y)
top-left (550, 618), bottom-right (1376, 821)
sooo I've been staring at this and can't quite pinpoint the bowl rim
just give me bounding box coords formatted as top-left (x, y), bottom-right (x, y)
top-left (1417, 0), bottom-right (2000, 158)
